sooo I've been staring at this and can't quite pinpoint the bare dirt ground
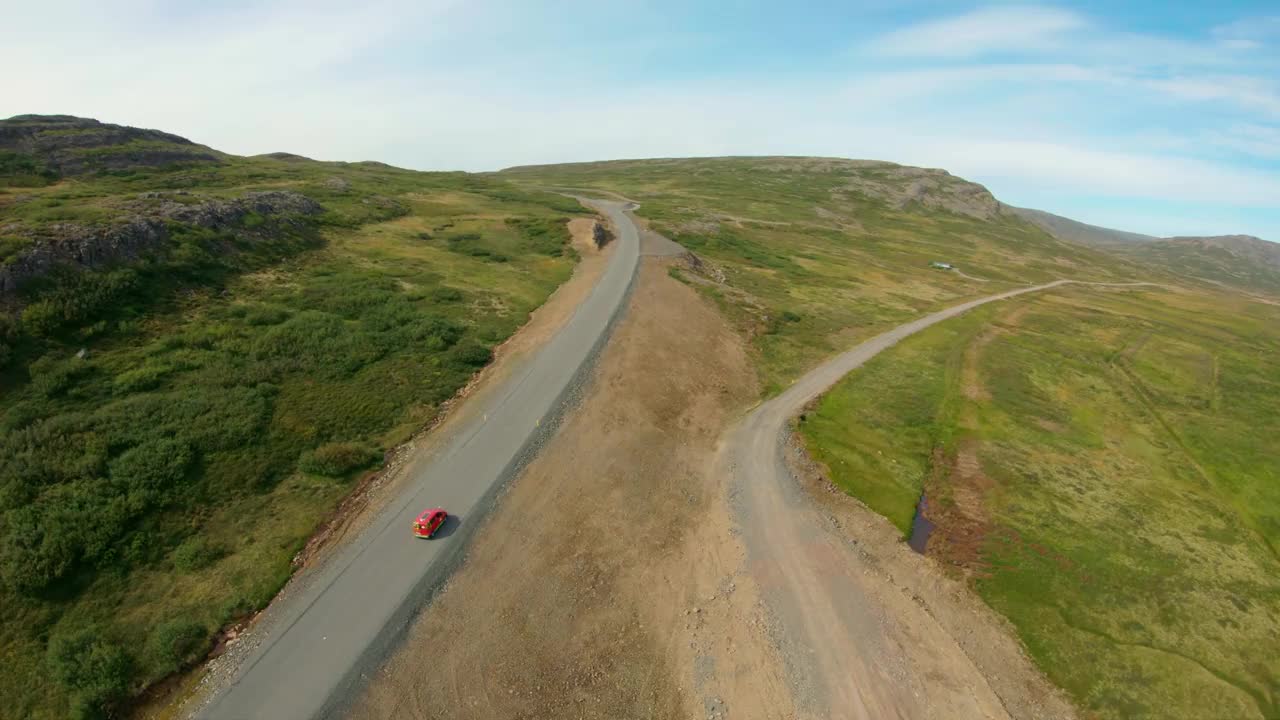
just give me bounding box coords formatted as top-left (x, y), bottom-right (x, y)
top-left (782, 441), bottom-right (1078, 720)
top-left (350, 257), bottom-right (792, 719)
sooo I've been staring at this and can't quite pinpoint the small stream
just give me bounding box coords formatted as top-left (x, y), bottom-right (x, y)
top-left (907, 491), bottom-right (935, 554)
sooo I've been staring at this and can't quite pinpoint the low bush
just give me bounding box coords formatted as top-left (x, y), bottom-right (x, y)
top-left (145, 619), bottom-right (208, 674)
top-left (506, 216), bottom-right (569, 256)
top-left (431, 286), bottom-right (462, 302)
top-left (171, 536), bottom-right (227, 573)
top-left (243, 305), bottom-right (290, 326)
top-left (111, 362), bottom-right (174, 394)
top-left (46, 626), bottom-right (133, 720)
top-left (28, 355), bottom-right (90, 397)
top-left (450, 341), bottom-right (493, 367)
top-left (298, 441), bottom-right (381, 477)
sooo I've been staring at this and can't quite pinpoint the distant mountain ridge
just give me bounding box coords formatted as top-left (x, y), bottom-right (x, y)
top-left (1005, 205), bottom-right (1157, 246)
top-left (1008, 205), bottom-right (1279, 295)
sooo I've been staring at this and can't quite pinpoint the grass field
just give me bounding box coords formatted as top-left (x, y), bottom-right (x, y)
top-left (799, 285), bottom-right (1280, 719)
top-left (1, 148), bottom-right (584, 718)
top-left (502, 157), bottom-right (1144, 394)
top-left (507, 158), bottom-right (1279, 718)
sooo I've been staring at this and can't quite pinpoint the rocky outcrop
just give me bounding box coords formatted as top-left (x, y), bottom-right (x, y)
top-left (255, 152), bottom-right (314, 162)
top-left (141, 190), bottom-right (323, 228)
top-left (0, 115), bottom-right (222, 176)
top-left (838, 164), bottom-right (1002, 221)
top-left (726, 157), bottom-right (1004, 221)
top-left (0, 191), bottom-right (322, 297)
top-left (0, 219), bottom-right (167, 295)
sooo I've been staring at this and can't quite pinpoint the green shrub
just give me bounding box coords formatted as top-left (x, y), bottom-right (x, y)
top-left (21, 300), bottom-right (63, 337)
top-left (0, 235), bottom-right (29, 264)
top-left (251, 311), bottom-right (383, 376)
top-left (46, 626), bottom-right (133, 720)
top-left (145, 619), bottom-right (208, 673)
top-left (28, 355), bottom-right (89, 397)
top-left (244, 305), bottom-right (289, 326)
top-left (451, 341), bottom-right (493, 367)
top-left (506, 216), bottom-right (568, 256)
top-left (0, 498), bottom-right (83, 593)
top-left (20, 268), bottom-right (141, 337)
top-left (431, 286), bottom-right (462, 302)
top-left (171, 536), bottom-right (227, 572)
top-left (298, 441), bottom-right (380, 477)
top-left (111, 362), bottom-right (174, 394)
top-left (108, 438), bottom-right (194, 509)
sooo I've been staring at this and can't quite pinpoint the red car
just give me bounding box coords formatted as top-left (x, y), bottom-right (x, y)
top-left (413, 508), bottom-right (448, 539)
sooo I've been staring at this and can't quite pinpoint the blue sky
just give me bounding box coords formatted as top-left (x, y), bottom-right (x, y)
top-left (4, 1), bottom-right (1278, 240)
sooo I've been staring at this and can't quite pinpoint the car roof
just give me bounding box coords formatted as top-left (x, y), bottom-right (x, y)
top-left (416, 507), bottom-right (444, 520)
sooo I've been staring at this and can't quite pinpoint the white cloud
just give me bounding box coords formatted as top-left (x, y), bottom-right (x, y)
top-left (864, 6), bottom-right (1085, 58)
top-left (1208, 124), bottom-right (1280, 159)
top-left (907, 137), bottom-right (1280, 206)
top-left (1146, 76), bottom-right (1280, 117)
top-left (1212, 15), bottom-right (1280, 47)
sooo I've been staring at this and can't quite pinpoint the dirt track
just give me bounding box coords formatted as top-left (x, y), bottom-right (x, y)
top-left (721, 282), bottom-right (1152, 720)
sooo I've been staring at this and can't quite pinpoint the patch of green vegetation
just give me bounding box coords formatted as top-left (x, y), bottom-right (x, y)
top-left (800, 286), bottom-right (1280, 720)
top-left (0, 148), bottom-right (582, 718)
top-left (0, 151), bottom-right (58, 186)
top-left (0, 235), bottom-right (32, 264)
top-left (298, 442), bottom-right (381, 478)
top-left (502, 157), bottom-right (1148, 395)
top-left (798, 305), bottom-right (998, 532)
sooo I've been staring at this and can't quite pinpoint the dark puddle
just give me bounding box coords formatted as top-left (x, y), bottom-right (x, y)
top-left (907, 491), bottom-right (935, 554)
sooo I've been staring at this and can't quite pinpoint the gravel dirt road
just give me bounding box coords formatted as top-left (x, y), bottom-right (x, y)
top-left (194, 200), bottom-right (639, 720)
top-left (722, 281), bottom-right (1153, 720)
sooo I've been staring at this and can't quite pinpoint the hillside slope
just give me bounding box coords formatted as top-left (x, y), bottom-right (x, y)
top-left (504, 157), bottom-right (1280, 720)
top-left (1005, 205), bottom-right (1156, 246)
top-left (503, 156), bottom-right (1145, 392)
top-left (1007, 205), bottom-right (1280, 296)
top-left (1131, 233), bottom-right (1280, 295)
top-left (0, 116), bottom-right (587, 719)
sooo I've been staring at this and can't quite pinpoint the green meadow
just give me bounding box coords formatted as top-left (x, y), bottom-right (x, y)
top-left (799, 286), bottom-right (1280, 720)
top-left (1, 151), bottom-right (583, 718)
top-left (502, 157), bottom-right (1140, 394)
top-left (506, 158), bottom-right (1278, 719)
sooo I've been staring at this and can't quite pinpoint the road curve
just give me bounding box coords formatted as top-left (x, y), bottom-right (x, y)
top-left (722, 280), bottom-right (1150, 720)
top-left (199, 200), bottom-right (640, 720)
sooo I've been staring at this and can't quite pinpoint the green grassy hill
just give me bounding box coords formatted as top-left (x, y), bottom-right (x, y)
top-left (502, 157), bottom-right (1146, 393)
top-left (1007, 205), bottom-right (1280, 297)
top-left (798, 286), bottom-right (1280, 720)
top-left (0, 116), bottom-right (586, 719)
top-left (1126, 234), bottom-right (1280, 296)
top-left (504, 157), bottom-right (1279, 720)
top-left (1006, 204), bottom-right (1157, 247)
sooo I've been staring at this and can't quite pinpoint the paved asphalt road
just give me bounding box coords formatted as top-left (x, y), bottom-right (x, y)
top-left (199, 199), bottom-right (640, 720)
top-left (724, 280), bottom-right (1152, 719)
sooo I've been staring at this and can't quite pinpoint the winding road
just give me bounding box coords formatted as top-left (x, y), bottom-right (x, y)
top-left (198, 200), bottom-right (640, 719)
top-left (723, 280), bottom-right (1151, 719)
